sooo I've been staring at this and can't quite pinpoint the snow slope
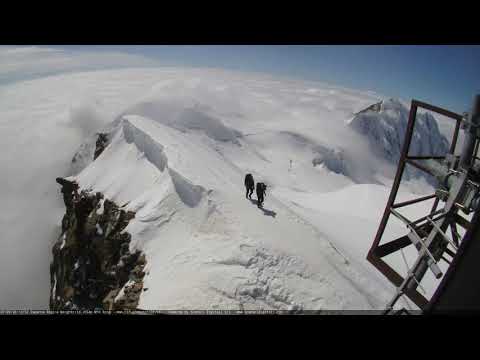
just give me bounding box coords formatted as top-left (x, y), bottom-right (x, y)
top-left (0, 67), bottom-right (450, 310)
top-left (74, 115), bottom-right (389, 310)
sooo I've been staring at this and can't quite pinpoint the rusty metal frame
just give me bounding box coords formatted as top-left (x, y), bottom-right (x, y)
top-left (367, 100), bottom-right (463, 309)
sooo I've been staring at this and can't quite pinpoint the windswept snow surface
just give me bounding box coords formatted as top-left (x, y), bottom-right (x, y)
top-left (0, 68), bottom-right (448, 310)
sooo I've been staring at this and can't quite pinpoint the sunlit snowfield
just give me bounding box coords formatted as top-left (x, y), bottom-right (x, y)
top-left (0, 68), bottom-right (451, 310)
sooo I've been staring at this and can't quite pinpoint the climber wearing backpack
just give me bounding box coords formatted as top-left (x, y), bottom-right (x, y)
top-left (256, 182), bottom-right (267, 208)
top-left (244, 173), bottom-right (255, 199)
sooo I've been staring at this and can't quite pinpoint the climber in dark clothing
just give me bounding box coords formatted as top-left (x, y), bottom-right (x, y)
top-left (244, 173), bottom-right (255, 199)
top-left (256, 182), bottom-right (267, 208)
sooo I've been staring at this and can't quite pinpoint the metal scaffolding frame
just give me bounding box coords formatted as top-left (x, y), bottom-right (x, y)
top-left (366, 100), bottom-right (468, 309)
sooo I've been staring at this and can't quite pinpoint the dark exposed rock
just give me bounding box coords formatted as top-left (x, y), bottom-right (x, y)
top-left (71, 132), bottom-right (112, 176)
top-left (55, 177), bottom-right (79, 211)
top-left (51, 177), bottom-right (146, 311)
top-left (354, 101), bottom-right (382, 115)
top-left (94, 133), bottom-right (109, 160)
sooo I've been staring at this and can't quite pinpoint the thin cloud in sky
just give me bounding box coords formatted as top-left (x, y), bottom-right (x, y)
top-left (0, 46), bottom-right (161, 83)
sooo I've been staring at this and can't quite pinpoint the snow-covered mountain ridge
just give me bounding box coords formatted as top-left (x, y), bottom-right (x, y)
top-left (50, 74), bottom-right (449, 310)
top-left (0, 68), bottom-right (449, 310)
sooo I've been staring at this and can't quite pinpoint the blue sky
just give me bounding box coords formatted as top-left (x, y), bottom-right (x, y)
top-left (3, 45), bottom-right (480, 114)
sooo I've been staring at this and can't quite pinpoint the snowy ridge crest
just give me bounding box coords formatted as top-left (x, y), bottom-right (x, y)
top-left (121, 117), bottom-right (206, 208)
top-left (120, 100), bottom-right (243, 145)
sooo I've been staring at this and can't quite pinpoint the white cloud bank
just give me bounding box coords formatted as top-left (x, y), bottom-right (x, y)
top-left (0, 46), bottom-right (161, 83)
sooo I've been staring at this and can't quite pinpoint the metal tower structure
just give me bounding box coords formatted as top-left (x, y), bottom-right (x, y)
top-left (367, 95), bottom-right (480, 314)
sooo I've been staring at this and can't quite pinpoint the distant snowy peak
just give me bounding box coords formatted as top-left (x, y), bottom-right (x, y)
top-left (348, 99), bottom-right (450, 174)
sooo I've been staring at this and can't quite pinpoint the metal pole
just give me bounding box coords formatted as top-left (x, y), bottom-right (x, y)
top-left (460, 95), bottom-right (480, 169)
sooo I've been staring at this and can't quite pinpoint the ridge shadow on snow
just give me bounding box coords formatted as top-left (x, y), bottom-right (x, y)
top-left (122, 118), bottom-right (205, 208)
top-left (123, 119), bottom-right (168, 171)
top-left (169, 168), bottom-right (205, 208)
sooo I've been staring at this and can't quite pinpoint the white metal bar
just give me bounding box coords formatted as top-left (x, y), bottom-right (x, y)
top-left (426, 217), bottom-right (458, 252)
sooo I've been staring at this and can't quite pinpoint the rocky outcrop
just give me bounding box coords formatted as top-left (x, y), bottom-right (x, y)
top-left (50, 177), bottom-right (146, 311)
top-left (94, 133), bottom-right (109, 160)
top-left (71, 132), bottom-right (111, 175)
top-left (354, 101), bottom-right (382, 115)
